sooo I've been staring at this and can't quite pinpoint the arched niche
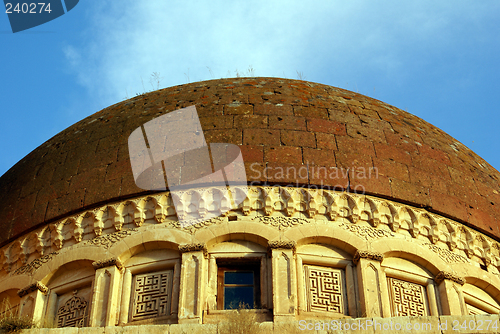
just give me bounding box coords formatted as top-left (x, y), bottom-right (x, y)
top-left (208, 240), bottom-right (267, 254)
top-left (43, 260), bottom-right (95, 328)
top-left (381, 257), bottom-right (440, 317)
top-left (462, 283), bottom-right (500, 315)
top-left (295, 243), bottom-right (356, 318)
top-left (119, 244), bottom-right (181, 326)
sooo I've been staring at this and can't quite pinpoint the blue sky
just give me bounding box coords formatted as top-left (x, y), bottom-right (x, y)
top-left (1, 1), bottom-right (499, 177)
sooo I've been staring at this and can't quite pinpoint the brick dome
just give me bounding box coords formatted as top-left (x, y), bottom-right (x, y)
top-left (1, 77), bottom-right (499, 246)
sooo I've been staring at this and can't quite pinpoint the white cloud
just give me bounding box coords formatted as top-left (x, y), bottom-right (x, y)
top-left (64, 0), bottom-right (499, 108)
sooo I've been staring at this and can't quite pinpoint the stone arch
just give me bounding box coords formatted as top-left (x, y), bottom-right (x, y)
top-left (0, 276), bottom-right (31, 295)
top-left (121, 240), bottom-right (181, 264)
top-left (33, 247), bottom-right (108, 282)
top-left (294, 228), bottom-right (368, 256)
top-left (107, 228), bottom-right (192, 262)
top-left (463, 275), bottom-right (500, 302)
top-left (43, 260), bottom-right (95, 328)
top-left (199, 220), bottom-right (276, 249)
top-left (372, 239), bottom-right (449, 275)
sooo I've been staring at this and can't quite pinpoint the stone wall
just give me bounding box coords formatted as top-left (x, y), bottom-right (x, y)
top-left (16, 315), bottom-right (500, 334)
top-left (1, 186), bottom-right (500, 331)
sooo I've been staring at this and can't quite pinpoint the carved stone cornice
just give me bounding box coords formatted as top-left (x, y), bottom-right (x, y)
top-left (435, 271), bottom-right (465, 285)
top-left (179, 243), bottom-right (208, 257)
top-left (2, 185), bottom-right (500, 275)
top-left (92, 258), bottom-right (123, 271)
top-left (353, 250), bottom-right (384, 265)
top-left (268, 240), bottom-right (296, 257)
top-left (17, 281), bottom-right (48, 298)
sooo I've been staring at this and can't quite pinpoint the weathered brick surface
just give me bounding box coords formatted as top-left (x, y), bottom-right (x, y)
top-left (238, 145), bottom-right (264, 163)
top-left (315, 133), bottom-right (337, 150)
top-left (264, 146), bottom-right (302, 164)
top-left (243, 129), bottom-right (280, 146)
top-left (1, 77), bottom-right (500, 245)
top-left (269, 115), bottom-right (306, 131)
top-left (390, 178), bottom-right (431, 207)
top-left (303, 148), bottom-right (336, 166)
top-left (309, 165), bottom-right (349, 189)
top-left (306, 118), bottom-right (346, 135)
top-left (233, 115), bottom-right (268, 128)
top-left (281, 130), bottom-right (316, 148)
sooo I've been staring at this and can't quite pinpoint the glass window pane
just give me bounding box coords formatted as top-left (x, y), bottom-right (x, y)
top-left (224, 286), bottom-right (254, 309)
top-left (224, 271), bottom-right (254, 285)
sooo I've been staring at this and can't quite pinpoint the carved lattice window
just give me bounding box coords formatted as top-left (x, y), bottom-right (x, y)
top-left (130, 270), bottom-right (173, 321)
top-left (304, 265), bottom-right (346, 314)
top-left (56, 292), bottom-right (88, 328)
top-left (388, 278), bottom-right (429, 316)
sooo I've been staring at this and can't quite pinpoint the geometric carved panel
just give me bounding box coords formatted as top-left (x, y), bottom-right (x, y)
top-left (388, 278), bottom-right (428, 316)
top-left (304, 265), bottom-right (346, 314)
top-left (56, 291), bottom-right (89, 328)
top-left (131, 270), bottom-right (173, 321)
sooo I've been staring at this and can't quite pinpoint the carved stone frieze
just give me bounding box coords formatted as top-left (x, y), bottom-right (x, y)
top-left (85, 228), bottom-right (138, 249)
top-left (353, 250), bottom-right (384, 265)
top-left (17, 281), bottom-right (48, 297)
top-left (181, 216), bottom-right (226, 234)
top-left (13, 252), bottom-right (58, 276)
top-left (257, 216), bottom-right (309, 230)
top-left (435, 271), bottom-right (465, 285)
top-left (92, 257), bottom-right (123, 271)
top-left (2, 185), bottom-right (500, 275)
top-left (339, 223), bottom-right (394, 241)
top-left (422, 243), bottom-right (469, 264)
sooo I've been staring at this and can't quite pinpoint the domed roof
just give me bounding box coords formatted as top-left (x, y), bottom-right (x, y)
top-left (1, 77), bottom-right (499, 246)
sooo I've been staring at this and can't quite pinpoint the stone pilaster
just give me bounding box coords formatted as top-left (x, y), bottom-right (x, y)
top-left (269, 241), bottom-right (297, 322)
top-left (119, 269), bottom-right (132, 325)
top-left (354, 250), bottom-right (387, 317)
top-left (17, 281), bottom-right (48, 324)
top-left (177, 243), bottom-right (207, 324)
top-left (89, 258), bottom-right (123, 326)
top-left (436, 271), bottom-right (465, 315)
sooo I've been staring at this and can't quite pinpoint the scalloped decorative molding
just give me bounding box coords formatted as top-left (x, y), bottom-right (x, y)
top-left (2, 185), bottom-right (500, 276)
